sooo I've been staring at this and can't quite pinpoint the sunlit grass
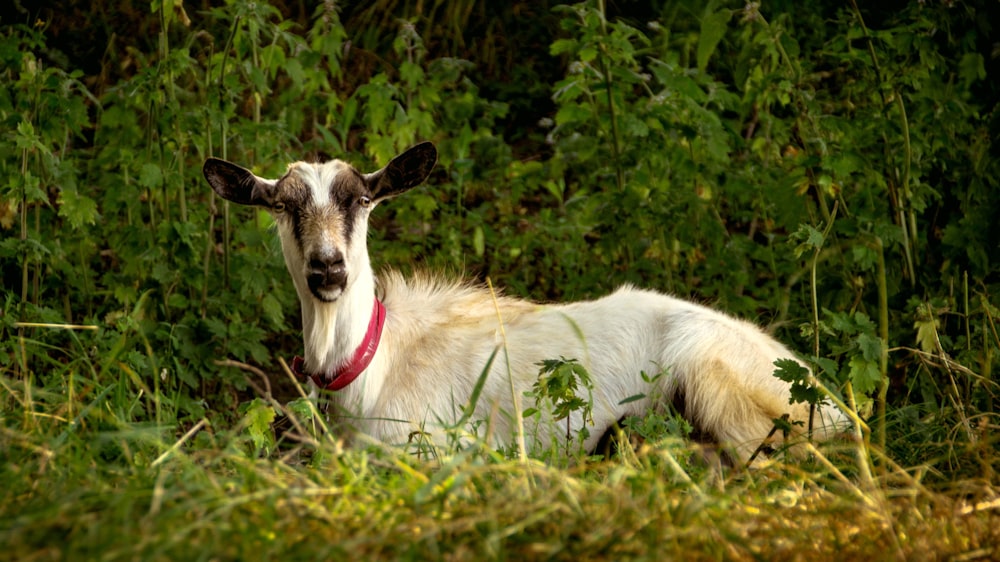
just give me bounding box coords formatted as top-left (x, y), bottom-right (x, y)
top-left (2, 371), bottom-right (998, 561)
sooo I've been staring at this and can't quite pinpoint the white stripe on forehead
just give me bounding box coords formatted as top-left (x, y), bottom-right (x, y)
top-left (287, 159), bottom-right (353, 206)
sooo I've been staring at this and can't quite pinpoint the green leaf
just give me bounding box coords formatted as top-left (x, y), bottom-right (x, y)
top-left (855, 332), bottom-right (883, 362)
top-left (554, 102), bottom-right (593, 127)
top-left (550, 38), bottom-right (578, 56)
top-left (166, 292), bottom-right (188, 310)
top-left (14, 121), bottom-right (48, 153)
top-left (579, 46), bottom-right (598, 63)
top-left (790, 224), bottom-right (826, 258)
top-left (529, 357), bottom-right (594, 425)
top-left (697, 9), bottom-right (731, 72)
top-left (113, 285), bottom-right (138, 308)
top-left (285, 57), bottom-right (305, 87)
top-left (286, 398), bottom-right (315, 425)
top-left (620, 112), bottom-right (649, 138)
top-left (57, 189), bottom-right (98, 229)
top-left (771, 358), bottom-right (809, 383)
top-left (958, 52), bottom-right (985, 88)
top-left (410, 193), bottom-right (438, 219)
top-left (827, 152), bottom-right (863, 178)
top-left (399, 61), bottom-right (424, 87)
top-left (790, 382), bottom-right (822, 406)
top-left (138, 163), bottom-right (163, 189)
top-left (473, 225), bottom-right (485, 257)
top-left (241, 398), bottom-right (276, 455)
top-left (772, 358), bottom-right (821, 406)
top-left (848, 356), bottom-right (881, 396)
top-left (814, 357), bottom-right (840, 380)
top-left (261, 293), bottom-right (286, 330)
top-left (16, 172), bottom-right (48, 204)
top-left (914, 316), bottom-right (939, 353)
top-left (175, 364), bottom-right (198, 390)
top-left (779, 32), bottom-right (800, 59)
top-left (850, 244), bottom-right (877, 271)
top-left (772, 416), bottom-right (796, 433)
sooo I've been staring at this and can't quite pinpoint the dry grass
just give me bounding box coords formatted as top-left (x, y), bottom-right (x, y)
top-left (2, 378), bottom-right (998, 562)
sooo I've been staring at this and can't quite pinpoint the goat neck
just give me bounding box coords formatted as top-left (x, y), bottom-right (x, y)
top-left (289, 238), bottom-right (379, 383)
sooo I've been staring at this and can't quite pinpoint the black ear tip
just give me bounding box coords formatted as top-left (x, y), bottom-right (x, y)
top-left (203, 157), bottom-right (224, 172)
top-left (202, 158), bottom-right (224, 181)
top-left (412, 141), bottom-right (435, 153)
top-left (415, 142), bottom-right (438, 165)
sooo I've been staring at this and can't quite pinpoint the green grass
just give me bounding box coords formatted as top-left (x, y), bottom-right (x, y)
top-left (2, 365), bottom-right (998, 561)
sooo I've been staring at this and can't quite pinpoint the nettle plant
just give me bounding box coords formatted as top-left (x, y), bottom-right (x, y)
top-left (543, 2), bottom-right (776, 304)
top-left (522, 357), bottom-right (596, 461)
top-left (541, 0), bottom-right (998, 467)
top-left (0, 25), bottom-right (97, 373)
top-left (351, 22), bottom-right (513, 271)
top-left (3, 0), bottom-right (994, 474)
top-left (0, 28), bottom-right (94, 295)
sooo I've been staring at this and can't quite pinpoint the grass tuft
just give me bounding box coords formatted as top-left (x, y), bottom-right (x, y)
top-left (2, 374), bottom-right (998, 560)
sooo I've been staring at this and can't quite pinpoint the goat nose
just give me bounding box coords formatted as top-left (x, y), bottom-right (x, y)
top-left (308, 250), bottom-right (344, 273)
top-left (306, 250), bottom-right (348, 300)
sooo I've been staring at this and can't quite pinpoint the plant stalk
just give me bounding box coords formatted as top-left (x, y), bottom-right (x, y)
top-left (595, 0), bottom-right (625, 193)
top-left (875, 237), bottom-right (889, 451)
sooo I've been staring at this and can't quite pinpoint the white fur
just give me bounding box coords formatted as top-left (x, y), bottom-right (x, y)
top-left (331, 272), bottom-right (847, 461)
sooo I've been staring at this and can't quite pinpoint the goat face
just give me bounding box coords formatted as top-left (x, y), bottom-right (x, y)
top-left (203, 143), bottom-right (438, 303)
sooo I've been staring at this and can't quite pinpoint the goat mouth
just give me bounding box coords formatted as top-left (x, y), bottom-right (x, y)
top-left (307, 272), bottom-right (347, 302)
top-left (310, 286), bottom-right (343, 302)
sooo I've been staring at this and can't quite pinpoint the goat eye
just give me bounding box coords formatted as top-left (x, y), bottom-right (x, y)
top-left (359, 195), bottom-right (372, 207)
top-left (273, 202), bottom-right (286, 213)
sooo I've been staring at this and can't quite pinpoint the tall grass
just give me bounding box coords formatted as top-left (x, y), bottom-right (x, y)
top-left (3, 370), bottom-right (999, 560)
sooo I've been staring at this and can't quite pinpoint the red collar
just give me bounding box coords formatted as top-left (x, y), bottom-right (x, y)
top-left (291, 298), bottom-right (386, 391)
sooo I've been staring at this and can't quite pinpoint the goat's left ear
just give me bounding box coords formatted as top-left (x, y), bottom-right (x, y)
top-left (203, 157), bottom-right (273, 206)
top-left (366, 142), bottom-right (438, 203)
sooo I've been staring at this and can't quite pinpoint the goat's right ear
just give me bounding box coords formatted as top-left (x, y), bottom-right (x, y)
top-left (366, 142), bottom-right (438, 203)
top-left (203, 158), bottom-right (272, 206)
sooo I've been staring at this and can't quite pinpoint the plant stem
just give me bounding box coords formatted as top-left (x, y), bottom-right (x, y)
top-left (963, 271), bottom-right (970, 350)
top-left (875, 237), bottom-right (889, 451)
top-left (18, 144), bottom-right (28, 377)
top-left (596, 0), bottom-right (625, 193)
top-left (19, 148), bottom-right (28, 308)
top-left (810, 203), bottom-right (839, 358)
top-left (177, 134), bottom-right (187, 223)
top-left (843, 378), bottom-right (876, 490)
top-left (848, 0), bottom-right (917, 286)
top-left (202, 59), bottom-right (215, 318)
top-left (488, 278), bottom-right (528, 466)
top-left (157, 0), bottom-right (172, 225)
top-left (983, 305), bottom-right (995, 430)
top-left (216, 16), bottom-right (241, 289)
top-left (895, 93), bottom-right (917, 284)
top-left (145, 98), bottom-right (157, 237)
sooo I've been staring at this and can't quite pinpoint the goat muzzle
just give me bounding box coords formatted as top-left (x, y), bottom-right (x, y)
top-left (306, 252), bottom-right (347, 301)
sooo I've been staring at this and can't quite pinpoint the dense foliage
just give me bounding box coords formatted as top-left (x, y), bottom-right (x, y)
top-left (1, 0), bottom-right (998, 559)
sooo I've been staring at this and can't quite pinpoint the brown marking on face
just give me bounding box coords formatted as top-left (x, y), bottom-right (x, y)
top-left (271, 161), bottom-right (376, 301)
top-left (329, 167), bottom-right (371, 244)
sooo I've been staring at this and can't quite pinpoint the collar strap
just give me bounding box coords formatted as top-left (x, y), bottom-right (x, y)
top-left (291, 298), bottom-right (386, 391)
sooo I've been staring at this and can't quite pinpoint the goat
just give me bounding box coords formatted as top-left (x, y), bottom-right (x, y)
top-left (203, 142), bottom-right (848, 463)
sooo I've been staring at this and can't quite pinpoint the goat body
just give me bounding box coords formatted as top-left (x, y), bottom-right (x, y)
top-left (204, 143), bottom-right (847, 463)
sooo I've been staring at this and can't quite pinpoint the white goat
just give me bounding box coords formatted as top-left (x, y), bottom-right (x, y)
top-left (203, 142), bottom-right (847, 463)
